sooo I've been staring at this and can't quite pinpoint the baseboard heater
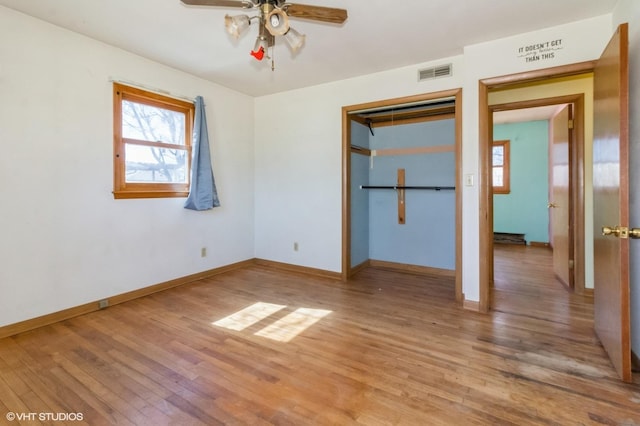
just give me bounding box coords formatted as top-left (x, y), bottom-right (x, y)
top-left (494, 232), bottom-right (526, 245)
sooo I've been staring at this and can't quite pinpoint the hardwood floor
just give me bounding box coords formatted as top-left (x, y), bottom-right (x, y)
top-left (1, 247), bottom-right (639, 425)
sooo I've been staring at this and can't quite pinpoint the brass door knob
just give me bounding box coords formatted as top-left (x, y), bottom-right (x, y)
top-left (603, 226), bottom-right (640, 239)
top-left (547, 202), bottom-right (557, 208)
top-left (602, 226), bottom-right (621, 237)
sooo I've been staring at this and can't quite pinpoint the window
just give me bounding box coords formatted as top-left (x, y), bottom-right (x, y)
top-left (492, 140), bottom-right (510, 194)
top-left (113, 83), bottom-right (194, 199)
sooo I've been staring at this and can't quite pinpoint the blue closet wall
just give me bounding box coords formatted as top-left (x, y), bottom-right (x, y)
top-left (350, 118), bottom-right (456, 271)
top-left (493, 120), bottom-right (549, 244)
top-left (350, 122), bottom-right (370, 267)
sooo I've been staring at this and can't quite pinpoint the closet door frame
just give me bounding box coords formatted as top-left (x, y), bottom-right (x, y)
top-left (341, 88), bottom-right (463, 304)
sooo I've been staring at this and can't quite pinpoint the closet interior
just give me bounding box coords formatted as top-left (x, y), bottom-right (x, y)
top-left (348, 97), bottom-right (458, 278)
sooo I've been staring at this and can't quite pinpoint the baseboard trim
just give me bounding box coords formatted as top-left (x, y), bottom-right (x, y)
top-left (463, 298), bottom-right (481, 312)
top-left (349, 260), bottom-right (370, 276)
top-left (529, 241), bottom-right (550, 248)
top-left (368, 259), bottom-right (455, 278)
top-left (632, 350), bottom-right (640, 373)
top-left (0, 259), bottom-right (254, 340)
top-left (254, 259), bottom-right (342, 280)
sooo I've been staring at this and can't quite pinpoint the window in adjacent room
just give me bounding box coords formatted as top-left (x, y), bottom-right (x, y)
top-left (113, 83), bottom-right (194, 199)
top-left (492, 139), bottom-right (510, 194)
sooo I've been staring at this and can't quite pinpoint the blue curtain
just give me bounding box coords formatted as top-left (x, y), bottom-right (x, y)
top-left (184, 96), bottom-right (220, 211)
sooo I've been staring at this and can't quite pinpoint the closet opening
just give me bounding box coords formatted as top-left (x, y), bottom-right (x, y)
top-left (341, 89), bottom-right (463, 304)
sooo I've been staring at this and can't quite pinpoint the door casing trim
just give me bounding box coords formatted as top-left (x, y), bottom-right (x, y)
top-left (478, 61), bottom-right (596, 312)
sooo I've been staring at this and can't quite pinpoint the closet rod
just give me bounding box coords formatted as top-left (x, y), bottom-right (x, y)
top-left (360, 185), bottom-right (455, 191)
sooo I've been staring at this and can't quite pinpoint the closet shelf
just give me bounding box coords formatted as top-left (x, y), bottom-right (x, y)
top-left (360, 185), bottom-right (455, 191)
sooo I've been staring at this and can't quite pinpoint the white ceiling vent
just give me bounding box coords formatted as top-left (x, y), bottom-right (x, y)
top-left (418, 63), bottom-right (453, 82)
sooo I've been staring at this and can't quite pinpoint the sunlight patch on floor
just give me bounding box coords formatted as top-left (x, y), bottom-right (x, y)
top-left (213, 303), bottom-right (332, 342)
top-left (254, 308), bottom-right (332, 342)
top-left (212, 302), bottom-right (286, 331)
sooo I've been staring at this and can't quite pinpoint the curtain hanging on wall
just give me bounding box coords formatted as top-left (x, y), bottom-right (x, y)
top-left (184, 96), bottom-right (221, 211)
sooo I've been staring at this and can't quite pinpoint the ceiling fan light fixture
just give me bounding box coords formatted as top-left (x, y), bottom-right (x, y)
top-left (188, 0), bottom-right (347, 67)
top-left (224, 14), bottom-right (251, 38)
top-left (283, 27), bottom-right (305, 53)
top-left (265, 9), bottom-right (290, 36)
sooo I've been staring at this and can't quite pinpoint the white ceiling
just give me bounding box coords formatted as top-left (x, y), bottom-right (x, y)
top-left (0, 0), bottom-right (618, 97)
top-left (494, 105), bottom-right (566, 124)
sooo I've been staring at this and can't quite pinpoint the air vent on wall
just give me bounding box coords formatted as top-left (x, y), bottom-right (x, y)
top-left (418, 63), bottom-right (453, 81)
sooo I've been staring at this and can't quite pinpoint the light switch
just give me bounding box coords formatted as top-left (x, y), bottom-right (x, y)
top-left (465, 174), bottom-right (474, 187)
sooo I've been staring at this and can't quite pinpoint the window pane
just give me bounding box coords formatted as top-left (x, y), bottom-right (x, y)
top-left (125, 144), bottom-right (188, 183)
top-left (122, 100), bottom-right (186, 145)
top-left (492, 146), bottom-right (504, 166)
top-left (493, 167), bottom-right (503, 186)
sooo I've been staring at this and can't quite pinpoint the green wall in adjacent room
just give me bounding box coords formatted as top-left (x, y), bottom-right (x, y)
top-left (493, 120), bottom-right (549, 244)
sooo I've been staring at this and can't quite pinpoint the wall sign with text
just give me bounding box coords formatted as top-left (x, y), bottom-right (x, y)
top-left (517, 39), bottom-right (563, 63)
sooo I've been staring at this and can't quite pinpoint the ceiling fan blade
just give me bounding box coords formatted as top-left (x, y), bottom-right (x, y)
top-left (180, 0), bottom-right (253, 8)
top-left (285, 4), bottom-right (348, 24)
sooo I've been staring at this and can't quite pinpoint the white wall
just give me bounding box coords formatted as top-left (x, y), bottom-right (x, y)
top-left (0, 7), bottom-right (255, 327)
top-left (254, 56), bottom-right (465, 272)
top-left (612, 0), bottom-right (640, 358)
top-left (255, 15), bottom-right (612, 303)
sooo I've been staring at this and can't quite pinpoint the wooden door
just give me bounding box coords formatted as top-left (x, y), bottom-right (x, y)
top-left (593, 23), bottom-right (631, 383)
top-left (550, 105), bottom-right (572, 288)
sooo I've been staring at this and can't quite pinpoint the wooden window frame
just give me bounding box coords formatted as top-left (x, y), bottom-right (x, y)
top-left (492, 139), bottom-right (510, 194)
top-left (113, 83), bottom-right (194, 199)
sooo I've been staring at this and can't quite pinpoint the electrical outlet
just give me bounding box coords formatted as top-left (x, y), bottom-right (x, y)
top-left (98, 299), bottom-right (109, 309)
top-left (293, 242), bottom-right (299, 251)
top-left (201, 247), bottom-right (207, 257)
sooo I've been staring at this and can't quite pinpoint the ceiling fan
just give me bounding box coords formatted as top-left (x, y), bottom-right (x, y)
top-left (181, 0), bottom-right (348, 63)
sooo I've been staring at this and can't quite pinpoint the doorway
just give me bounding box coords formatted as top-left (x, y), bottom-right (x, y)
top-left (481, 25), bottom-right (632, 383)
top-left (491, 94), bottom-right (586, 291)
top-left (478, 63), bottom-right (596, 312)
top-left (341, 89), bottom-right (463, 302)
